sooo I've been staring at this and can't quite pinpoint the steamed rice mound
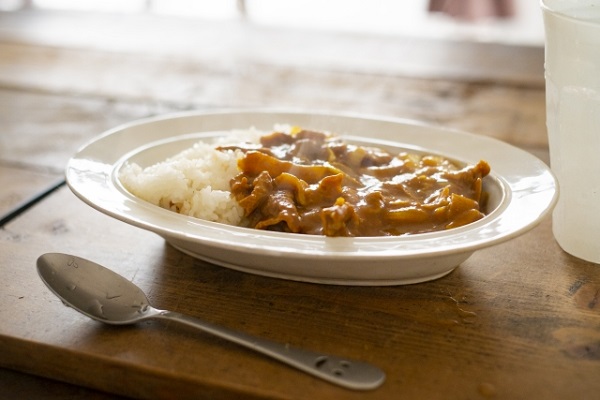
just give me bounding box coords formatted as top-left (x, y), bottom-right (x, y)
top-left (120, 141), bottom-right (244, 225)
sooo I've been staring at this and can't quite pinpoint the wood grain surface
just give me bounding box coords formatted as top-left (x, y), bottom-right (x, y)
top-left (2, 185), bottom-right (600, 399)
top-left (1, 8), bottom-right (599, 400)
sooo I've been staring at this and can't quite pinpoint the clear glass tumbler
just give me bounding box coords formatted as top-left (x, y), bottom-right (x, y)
top-left (542, 0), bottom-right (600, 263)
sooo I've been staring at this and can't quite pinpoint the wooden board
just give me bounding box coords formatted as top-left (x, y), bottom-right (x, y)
top-left (0, 166), bottom-right (62, 223)
top-left (1, 186), bottom-right (600, 399)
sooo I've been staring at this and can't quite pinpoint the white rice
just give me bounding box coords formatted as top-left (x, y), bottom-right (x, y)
top-left (119, 128), bottom-right (269, 225)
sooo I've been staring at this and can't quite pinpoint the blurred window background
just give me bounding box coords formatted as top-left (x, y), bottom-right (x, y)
top-left (0, 0), bottom-right (543, 46)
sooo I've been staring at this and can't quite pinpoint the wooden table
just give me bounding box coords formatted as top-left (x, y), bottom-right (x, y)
top-left (2, 9), bottom-right (599, 400)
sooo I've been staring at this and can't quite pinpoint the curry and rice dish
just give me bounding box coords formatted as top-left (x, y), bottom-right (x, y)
top-left (120, 128), bottom-right (490, 237)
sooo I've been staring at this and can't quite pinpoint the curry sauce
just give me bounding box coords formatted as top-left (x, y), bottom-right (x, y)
top-left (220, 129), bottom-right (490, 237)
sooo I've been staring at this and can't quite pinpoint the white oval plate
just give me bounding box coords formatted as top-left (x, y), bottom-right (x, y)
top-left (66, 110), bottom-right (557, 285)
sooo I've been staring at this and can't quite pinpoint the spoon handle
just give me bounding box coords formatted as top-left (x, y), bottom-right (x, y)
top-left (155, 310), bottom-right (385, 390)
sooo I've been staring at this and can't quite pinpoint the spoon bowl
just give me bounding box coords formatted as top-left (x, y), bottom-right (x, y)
top-left (37, 253), bottom-right (156, 324)
top-left (36, 253), bottom-right (385, 390)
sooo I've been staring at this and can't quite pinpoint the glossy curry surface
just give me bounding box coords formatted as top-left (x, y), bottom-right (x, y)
top-left (225, 130), bottom-right (490, 237)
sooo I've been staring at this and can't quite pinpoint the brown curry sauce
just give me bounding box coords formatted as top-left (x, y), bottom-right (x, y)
top-left (220, 129), bottom-right (490, 237)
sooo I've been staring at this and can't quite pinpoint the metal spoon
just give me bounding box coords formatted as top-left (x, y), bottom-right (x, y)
top-left (36, 253), bottom-right (385, 390)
